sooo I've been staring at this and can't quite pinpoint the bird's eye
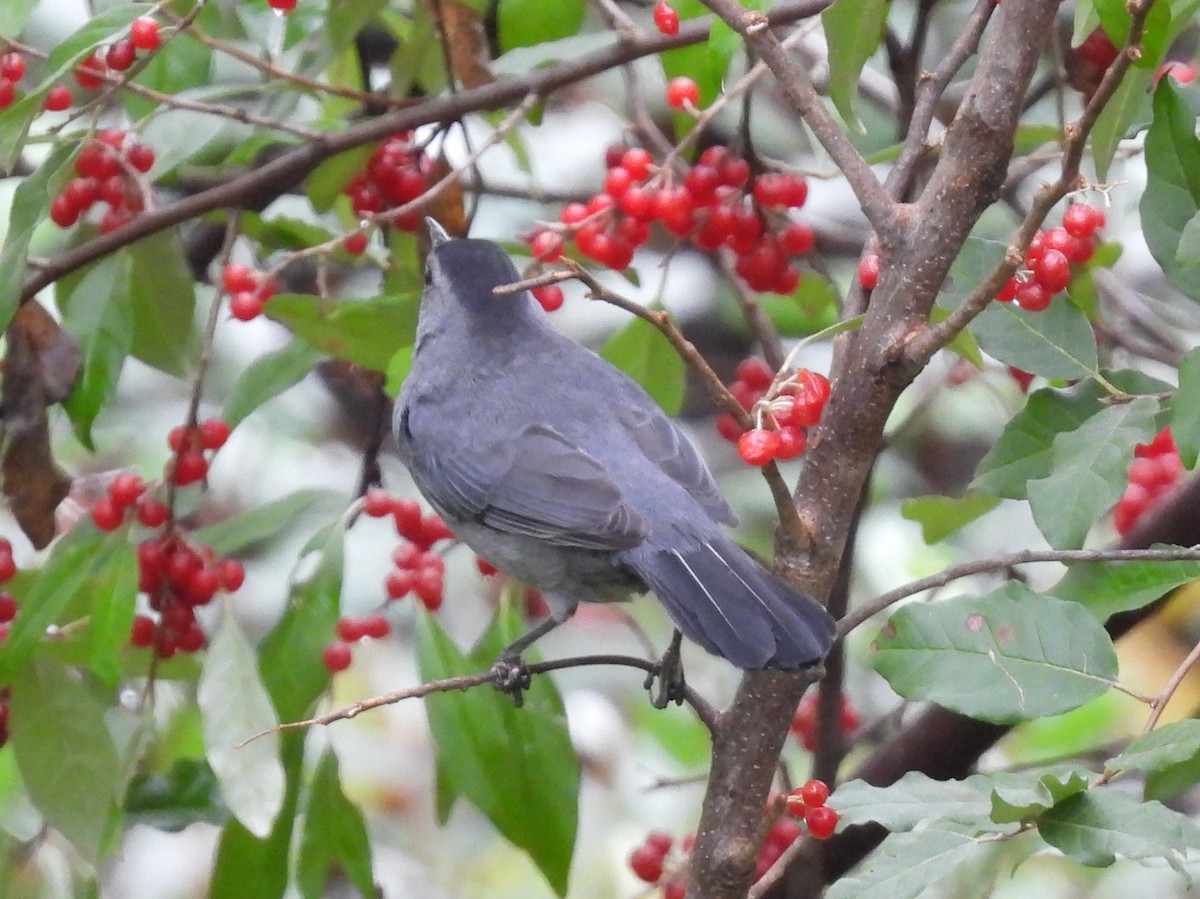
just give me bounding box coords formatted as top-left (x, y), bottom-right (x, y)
top-left (423, 265), bottom-right (433, 287)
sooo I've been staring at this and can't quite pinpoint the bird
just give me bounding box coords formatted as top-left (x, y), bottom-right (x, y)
top-left (392, 219), bottom-right (835, 684)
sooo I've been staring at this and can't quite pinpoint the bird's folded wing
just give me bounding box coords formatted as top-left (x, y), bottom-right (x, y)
top-left (419, 421), bottom-right (647, 550)
top-left (614, 404), bottom-right (736, 526)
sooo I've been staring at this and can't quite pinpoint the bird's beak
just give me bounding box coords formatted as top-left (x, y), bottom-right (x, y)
top-left (425, 217), bottom-right (451, 248)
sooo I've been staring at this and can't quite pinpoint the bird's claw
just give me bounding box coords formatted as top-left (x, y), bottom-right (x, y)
top-left (644, 635), bottom-right (687, 709)
top-left (492, 654), bottom-right (533, 707)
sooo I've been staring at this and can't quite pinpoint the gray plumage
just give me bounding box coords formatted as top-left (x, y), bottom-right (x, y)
top-left (393, 224), bottom-right (835, 669)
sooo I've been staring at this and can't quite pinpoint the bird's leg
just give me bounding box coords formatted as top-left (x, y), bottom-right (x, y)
top-left (644, 629), bottom-right (687, 709)
top-left (491, 616), bottom-right (563, 708)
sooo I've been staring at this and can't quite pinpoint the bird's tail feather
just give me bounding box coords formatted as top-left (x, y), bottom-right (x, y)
top-left (626, 538), bottom-right (835, 669)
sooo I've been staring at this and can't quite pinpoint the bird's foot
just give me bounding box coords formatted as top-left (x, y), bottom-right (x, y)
top-left (644, 631), bottom-right (687, 709)
top-left (491, 654), bottom-right (533, 708)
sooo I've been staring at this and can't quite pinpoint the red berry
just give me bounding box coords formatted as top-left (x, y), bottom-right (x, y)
top-left (996, 276), bottom-right (1019, 302)
top-left (186, 568), bottom-right (219, 605)
top-left (774, 426), bottom-right (807, 460)
top-left (0, 77), bottom-right (14, 108)
top-left (385, 567), bottom-right (415, 599)
top-left (0, 52), bottom-right (25, 81)
top-left (737, 428), bottom-right (780, 466)
top-left (392, 500), bottom-right (424, 541)
top-left (0, 553), bottom-right (14, 585)
top-left (533, 285), bottom-right (564, 312)
top-left (752, 172), bottom-right (790, 207)
top-left (44, 85), bottom-right (73, 111)
top-left (109, 473), bottom-right (146, 508)
top-left (229, 291), bottom-right (264, 321)
top-left (414, 567), bottom-right (444, 610)
top-left (665, 76), bottom-right (700, 110)
top-left (841, 699), bottom-right (860, 733)
top-left (628, 845), bottom-right (665, 883)
top-left (858, 253), bottom-right (880, 290)
top-left (798, 778), bottom-right (830, 808)
top-left (476, 557), bottom-right (499, 576)
top-left (74, 52), bottom-right (107, 89)
top-left (336, 617), bottom-right (365, 642)
top-left (172, 449), bottom-right (208, 486)
top-left (361, 614), bottom-right (391, 639)
top-left (663, 881), bottom-right (686, 899)
top-left (1033, 248), bottom-right (1071, 292)
top-left (343, 231), bottom-right (369, 255)
top-left (65, 177), bottom-right (100, 211)
top-left (92, 496), bottom-right (125, 531)
top-left (364, 488), bottom-right (395, 518)
top-left (0, 592), bottom-right (16, 624)
top-left (1015, 280), bottom-right (1052, 312)
top-left (1062, 204), bottom-right (1102, 240)
top-left (199, 418), bottom-right (231, 450)
top-left (130, 17), bottom-right (161, 51)
top-left (136, 498), bottom-right (169, 527)
top-left (1114, 482), bottom-right (1150, 535)
top-left (779, 221), bottom-right (816, 255)
top-left (1075, 28), bottom-right (1119, 70)
top-left (604, 166), bottom-right (634, 198)
top-left (130, 615), bottom-right (157, 647)
top-left (420, 514), bottom-right (455, 546)
top-left (715, 413), bottom-right (744, 443)
top-left (805, 805), bottom-right (838, 839)
top-left (106, 40), bottom-right (137, 73)
top-left (1136, 428), bottom-right (1177, 458)
top-left (620, 147), bottom-right (653, 180)
top-left (221, 263), bottom-right (258, 294)
top-left (530, 230), bottom-right (563, 263)
top-left (323, 641), bottom-right (353, 671)
top-left (645, 831), bottom-right (673, 855)
top-left (653, 2), bottom-right (680, 35)
top-left (49, 194), bottom-right (80, 228)
top-left (735, 357), bottom-right (774, 392)
top-left (217, 559), bottom-right (245, 592)
top-left (178, 623), bottom-right (206, 653)
top-left (127, 142), bottom-right (155, 173)
top-left (268, 0), bottom-right (299, 10)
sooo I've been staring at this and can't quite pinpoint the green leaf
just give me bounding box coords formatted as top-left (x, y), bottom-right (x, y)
top-left (1172, 347), bottom-right (1200, 468)
top-left (973, 373), bottom-right (1170, 499)
top-left (1177, 210), bottom-right (1200, 267)
top-left (832, 773), bottom-right (992, 832)
top-left (86, 539), bottom-right (138, 687)
top-left (417, 608), bottom-right (579, 896)
top-left (900, 492), bottom-right (1000, 543)
top-left (384, 343), bottom-right (415, 399)
top-left (1052, 548), bottom-right (1200, 621)
top-left (59, 253), bottom-right (135, 449)
top-left (126, 231), bottom-right (198, 378)
top-left (600, 315), bottom-right (685, 416)
top-left (868, 582), bottom-right (1118, 723)
top-left (126, 758), bottom-right (228, 831)
top-left (1110, 719), bottom-right (1200, 783)
top-left (10, 658), bottom-right (122, 863)
top-left (1142, 80), bottom-right (1200, 302)
top-left (1090, 66), bottom-right (1155, 181)
top-left (629, 699), bottom-right (712, 768)
top-left (754, 274), bottom-right (839, 336)
top-left (1038, 791), bottom-right (1200, 877)
top-left (989, 769), bottom-right (1094, 823)
top-left (825, 829), bottom-right (987, 899)
top-left (497, 0), bottom-right (586, 52)
top-left (223, 339), bottom-right (320, 429)
top-left (0, 143), bottom-right (76, 332)
top-left (296, 749), bottom-right (376, 899)
top-left (1027, 396), bottom-right (1159, 549)
top-left (257, 525), bottom-right (343, 724)
top-left (124, 31), bottom-right (215, 126)
top-left (0, 0), bottom-right (37, 33)
top-left (660, 0), bottom-right (739, 109)
top-left (192, 489), bottom-right (344, 557)
top-left (198, 611), bottom-right (285, 839)
top-left (969, 298), bottom-right (1098, 381)
top-left (326, 0), bottom-right (389, 51)
top-left (241, 215), bottom-right (336, 253)
top-left (821, 0), bottom-right (888, 129)
top-left (0, 528), bottom-right (125, 680)
top-left (266, 293), bottom-right (417, 373)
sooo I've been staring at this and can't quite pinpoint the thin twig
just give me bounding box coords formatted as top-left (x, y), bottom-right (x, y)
top-left (838, 545), bottom-right (1200, 639)
top-left (237, 653), bottom-right (719, 747)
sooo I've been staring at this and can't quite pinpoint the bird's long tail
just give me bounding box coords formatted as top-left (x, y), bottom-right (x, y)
top-left (623, 537), bottom-right (835, 669)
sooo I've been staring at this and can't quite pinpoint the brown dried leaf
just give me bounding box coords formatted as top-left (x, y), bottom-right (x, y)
top-left (421, 0), bottom-right (495, 90)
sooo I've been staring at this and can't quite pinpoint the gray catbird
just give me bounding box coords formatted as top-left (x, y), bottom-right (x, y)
top-left (393, 221), bottom-right (835, 672)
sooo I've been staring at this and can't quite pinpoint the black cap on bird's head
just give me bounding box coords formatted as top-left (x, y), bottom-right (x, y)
top-left (419, 218), bottom-right (539, 322)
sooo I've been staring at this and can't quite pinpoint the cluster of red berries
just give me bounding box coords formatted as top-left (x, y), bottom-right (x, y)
top-left (790, 690), bottom-right (860, 751)
top-left (321, 614), bottom-right (391, 672)
top-left (132, 533), bottom-right (245, 658)
top-left (0, 538), bottom-right (18, 641)
top-left (267, 0), bottom-right (299, 12)
top-left (322, 491), bottom-right (455, 672)
top-left (221, 262), bottom-right (279, 322)
top-left (166, 418), bottom-right (232, 487)
top-left (785, 778), bottom-right (839, 840)
top-left (628, 832), bottom-right (685, 897)
top-left (0, 50), bottom-right (25, 110)
top-left (343, 132), bottom-right (431, 231)
top-left (90, 472), bottom-right (169, 531)
top-left (715, 358), bottom-right (830, 466)
top-left (993, 203), bottom-right (1106, 312)
top-left (1113, 428), bottom-right (1184, 535)
top-left (69, 16), bottom-right (161, 98)
top-left (50, 129), bottom-right (156, 232)
top-left (527, 145), bottom-right (815, 296)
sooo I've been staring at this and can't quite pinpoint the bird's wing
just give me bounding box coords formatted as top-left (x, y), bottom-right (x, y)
top-left (613, 404), bottom-right (737, 526)
top-left (409, 414), bottom-right (647, 551)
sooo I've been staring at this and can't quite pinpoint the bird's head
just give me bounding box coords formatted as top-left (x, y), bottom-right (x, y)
top-left (419, 219), bottom-right (540, 327)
